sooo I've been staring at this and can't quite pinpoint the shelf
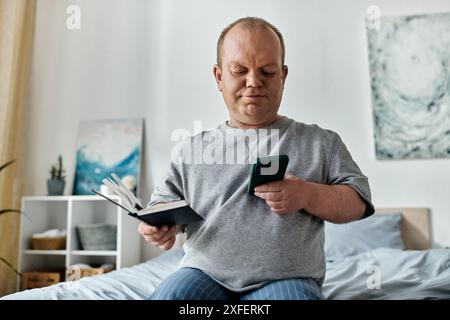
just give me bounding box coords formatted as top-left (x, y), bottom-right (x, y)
top-left (24, 250), bottom-right (67, 255)
top-left (19, 195), bottom-right (141, 292)
top-left (71, 250), bottom-right (117, 256)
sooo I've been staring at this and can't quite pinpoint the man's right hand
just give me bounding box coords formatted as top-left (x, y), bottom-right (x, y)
top-left (138, 223), bottom-right (181, 250)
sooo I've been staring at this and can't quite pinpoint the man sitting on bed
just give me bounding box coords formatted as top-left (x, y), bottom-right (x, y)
top-left (138, 17), bottom-right (375, 300)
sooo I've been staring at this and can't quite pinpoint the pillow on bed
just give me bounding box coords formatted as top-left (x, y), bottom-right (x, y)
top-left (324, 213), bottom-right (405, 261)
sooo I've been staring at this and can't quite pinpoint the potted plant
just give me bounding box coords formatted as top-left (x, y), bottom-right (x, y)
top-left (47, 155), bottom-right (66, 196)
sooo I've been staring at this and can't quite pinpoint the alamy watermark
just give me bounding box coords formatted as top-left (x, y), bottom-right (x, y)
top-left (366, 5), bottom-right (381, 31)
top-left (366, 264), bottom-right (382, 289)
top-left (66, 265), bottom-right (81, 281)
top-left (66, 4), bottom-right (81, 30)
top-left (170, 121), bottom-right (281, 174)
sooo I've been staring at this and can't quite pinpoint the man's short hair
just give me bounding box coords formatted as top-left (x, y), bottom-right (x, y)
top-left (216, 17), bottom-right (285, 67)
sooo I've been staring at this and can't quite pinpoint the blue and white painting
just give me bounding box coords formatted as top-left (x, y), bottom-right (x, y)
top-left (367, 12), bottom-right (450, 160)
top-left (73, 118), bottom-right (143, 195)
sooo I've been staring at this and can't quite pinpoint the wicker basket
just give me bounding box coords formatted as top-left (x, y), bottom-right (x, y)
top-left (66, 265), bottom-right (114, 280)
top-left (31, 236), bottom-right (66, 250)
top-left (80, 267), bottom-right (114, 278)
top-left (22, 272), bottom-right (60, 290)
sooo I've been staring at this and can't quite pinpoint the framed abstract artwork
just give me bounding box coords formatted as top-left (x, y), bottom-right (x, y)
top-left (367, 12), bottom-right (450, 160)
top-left (73, 118), bottom-right (144, 195)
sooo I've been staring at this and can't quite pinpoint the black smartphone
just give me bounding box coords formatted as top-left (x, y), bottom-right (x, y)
top-left (248, 155), bottom-right (289, 195)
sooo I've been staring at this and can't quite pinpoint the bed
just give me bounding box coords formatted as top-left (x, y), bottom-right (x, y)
top-left (2, 207), bottom-right (450, 300)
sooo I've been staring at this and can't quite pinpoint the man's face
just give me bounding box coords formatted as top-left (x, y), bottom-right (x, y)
top-left (214, 25), bottom-right (288, 127)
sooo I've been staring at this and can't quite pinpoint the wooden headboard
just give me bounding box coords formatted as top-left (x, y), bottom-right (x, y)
top-left (376, 207), bottom-right (431, 250)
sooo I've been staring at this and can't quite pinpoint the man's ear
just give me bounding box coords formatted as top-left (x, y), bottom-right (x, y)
top-left (282, 65), bottom-right (288, 85)
top-left (213, 64), bottom-right (223, 92)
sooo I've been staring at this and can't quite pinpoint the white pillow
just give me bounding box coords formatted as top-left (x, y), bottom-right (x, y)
top-left (324, 213), bottom-right (405, 261)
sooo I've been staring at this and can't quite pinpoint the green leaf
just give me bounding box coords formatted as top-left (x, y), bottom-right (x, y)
top-left (0, 158), bottom-right (26, 276)
top-left (0, 159), bottom-right (16, 172)
top-left (0, 256), bottom-right (21, 277)
top-left (0, 209), bottom-right (32, 222)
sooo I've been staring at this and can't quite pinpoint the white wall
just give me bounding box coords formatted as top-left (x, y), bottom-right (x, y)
top-left (26, 0), bottom-right (450, 262)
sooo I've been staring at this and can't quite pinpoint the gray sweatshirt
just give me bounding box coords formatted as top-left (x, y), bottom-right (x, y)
top-left (148, 116), bottom-right (374, 292)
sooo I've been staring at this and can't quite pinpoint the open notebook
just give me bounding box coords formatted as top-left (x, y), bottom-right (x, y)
top-left (92, 173), bottom-right (203, 227)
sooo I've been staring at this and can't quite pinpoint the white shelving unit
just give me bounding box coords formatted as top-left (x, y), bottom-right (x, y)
top-left (18, 195), bottom-right (141, 288)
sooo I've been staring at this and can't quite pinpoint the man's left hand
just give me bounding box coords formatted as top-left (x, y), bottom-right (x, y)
top-left (254, 174), bottom-right (312, 214)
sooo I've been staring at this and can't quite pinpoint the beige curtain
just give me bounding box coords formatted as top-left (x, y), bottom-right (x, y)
top-left (0, 0), bottom-right (36, 296)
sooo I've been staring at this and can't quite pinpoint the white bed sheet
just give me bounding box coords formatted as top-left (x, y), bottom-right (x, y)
top-left (2, 248), bottom-right (183, 300)
top-left (2, 247), bottom-right (450, 300)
